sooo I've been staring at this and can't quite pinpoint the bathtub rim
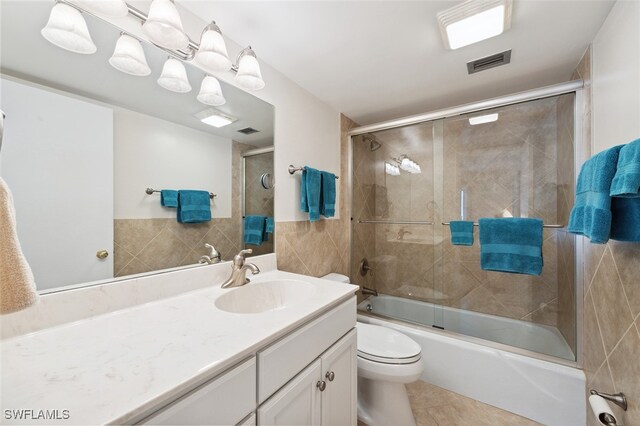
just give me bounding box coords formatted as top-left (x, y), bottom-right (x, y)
top-left (357, 309), bottom-right (580, 369)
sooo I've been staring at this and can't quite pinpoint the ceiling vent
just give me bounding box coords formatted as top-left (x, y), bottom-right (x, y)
top-left (237, 127), bottom-right (260, 135)
top-left (467, 50), bottom-right (511, 74)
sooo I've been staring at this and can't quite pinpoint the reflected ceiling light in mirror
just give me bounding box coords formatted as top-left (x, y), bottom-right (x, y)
top-left (197, 76), bottom-right (226, 106)
top-left (437, 0), bottom-right (512, 50)
top-left (233, 47), bottom-right (265, 91)
top-left (157, 58), bottom-right (192, 93)
top-left (195, 109), bottom-right (237, 128)
top-left (398, 155), bottom-right (421, 174)
top-left (468, 113), bottom-right (499, 125)
top-left (41, 3), bottom-right (97, 54)
top-left (72, 0), bottom-right (128, 18)
top-left (109, 33), bottom-right (151, 76)
top-left (195, 22), bottom-right (232, 72)
top-left (142, 0), bottom-right (189, 50)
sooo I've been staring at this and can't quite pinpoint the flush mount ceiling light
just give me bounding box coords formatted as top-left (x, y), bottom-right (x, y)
top-left (72, 0), bottom-right (128, 18)
top-left (41, 2), bottom-right (97, 54)
top-left (142, 0), bottom-right (189, 50)
top-left (233, 46), bottom-right (265, 91)
top-left (195, 109), bottom-right (237, 128)
top-left (197, 76), bottom-right (226, 106)
top-left (157, 57), bottom-right (191, 93)
top-left (468, 113), bottom-right (499, 125)
top-left (437, 0), bottom-right (512, 50)
top-left (195, 22), bottom-right (232, 72)
top-left (109, 33), bottom-right (151, 76)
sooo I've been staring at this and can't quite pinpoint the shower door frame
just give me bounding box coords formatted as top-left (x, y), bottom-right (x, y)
top-left (347, 80), bottom-right (585, 368)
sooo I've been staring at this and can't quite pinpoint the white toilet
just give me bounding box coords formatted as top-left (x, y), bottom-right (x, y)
top-left (322, 274), bottom-right (424, 426)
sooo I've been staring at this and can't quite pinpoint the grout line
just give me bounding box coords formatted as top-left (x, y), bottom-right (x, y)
top-left (588, 289), bottom-right (610, 362)
top-left (586, 242), bottom-right (607, 294)
top-left (608, 242), bottom-right (637, 322)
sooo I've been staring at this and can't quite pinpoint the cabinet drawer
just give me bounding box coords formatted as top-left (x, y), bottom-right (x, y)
top-left (140, 357), bottom-right (256, 425)
top-left (258, 297), bottom-right (356, 403)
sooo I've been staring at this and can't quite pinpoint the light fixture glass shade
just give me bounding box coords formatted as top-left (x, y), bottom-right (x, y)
top-left (197, 76), bottom-right (226, 106)
top-left (157, 58), bottom-right (191, 93)
top-left (195, 22), bottom-right (232, 72)
top-left (41, 3), bottom-right (97, 54)
top-left (109, 34), bottom-right (151, 76)
top-left (142, 0), bottom-right (189, 50)
top-left (73, 0), bottom-right (128, 18)
top-left (234, 48), bottom-right (265, 91)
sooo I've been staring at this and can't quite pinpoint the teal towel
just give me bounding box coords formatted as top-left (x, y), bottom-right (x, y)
top-left (610, 138), bottom-right (640, 197)
top-left (160, 189), bottom-right (178, 208)
top-left (320, 171), bottom-right (336, 218)
top-left (244, 215), bottom-right (267, 245)
top-left (479, 218), bottom-right (543, 276)
top-left (568, 146), bottom-right (624, 244)
top-left (177, 190), bottom-right (211, 223)
top-left (265, 217), bottom-right (275, 234)
top-left (450, 221), bottom-right (474, 246)
top-left (610, 197), bottom-right (640, 242)
top-left (300, 167), bottom-right (321, 222)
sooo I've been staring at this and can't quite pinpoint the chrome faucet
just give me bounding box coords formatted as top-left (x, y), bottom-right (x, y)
top-left (199, 243), bottom-right (221, 265)
top-left (221, 249), bottom-right (260, 288)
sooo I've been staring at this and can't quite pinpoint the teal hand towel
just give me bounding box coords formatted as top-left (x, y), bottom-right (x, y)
top-left (568, 145), bottom-right (624, 244)
top-left (610, 138), bottom-right (640, 197)
top-left (610, 197), bottom-right (640, 242)
top-left (244, 215), bottom-right (267, 246)
top-left (160, 189), bottom-right (178, 208)
top-left (300, 167), bottom-right (321, 222)
top-left (479, 218), bottom-right (543, 276)
top-left (450, 221), bottom-right (474, 246)
top-left (320, 171), bottom-right (336, 218)
top-left (177, 190), bottom-right (211, 223)
top-left (265, 217), bottom-right (275, 234)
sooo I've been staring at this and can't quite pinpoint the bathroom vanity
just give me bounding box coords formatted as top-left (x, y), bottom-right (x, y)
top-left (0, 255), bottom-right (359, 425)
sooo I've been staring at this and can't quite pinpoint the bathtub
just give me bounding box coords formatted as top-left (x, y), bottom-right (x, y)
top-left (358, 295), bottom-right (586, 426)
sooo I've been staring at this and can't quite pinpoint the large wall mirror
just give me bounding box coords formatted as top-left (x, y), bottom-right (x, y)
top-left (0, 1), bottom-right (275, 292)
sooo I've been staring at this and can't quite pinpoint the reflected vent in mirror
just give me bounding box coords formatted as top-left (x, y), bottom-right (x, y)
top-left (238, 127), bottom-right (260, 135)
top-left (467, 50), bottom-right (511, 74)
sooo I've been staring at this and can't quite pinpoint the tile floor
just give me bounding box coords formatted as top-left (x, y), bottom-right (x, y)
top-left (359, 380), bottom-right (541, 426)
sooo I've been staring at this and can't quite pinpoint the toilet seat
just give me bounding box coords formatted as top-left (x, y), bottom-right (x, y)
top-left (356, 323), bottom-right (422, 365)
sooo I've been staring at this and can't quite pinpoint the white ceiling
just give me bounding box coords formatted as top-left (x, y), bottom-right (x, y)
top-left (180, 0), bottom-right (614, 125)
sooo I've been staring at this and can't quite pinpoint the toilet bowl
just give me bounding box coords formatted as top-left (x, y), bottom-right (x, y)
top-left (321, 274), bottom-right (424, 426)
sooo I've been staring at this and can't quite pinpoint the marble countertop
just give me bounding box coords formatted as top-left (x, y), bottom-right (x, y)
top-left (1, 270), bottom-right (358, 425)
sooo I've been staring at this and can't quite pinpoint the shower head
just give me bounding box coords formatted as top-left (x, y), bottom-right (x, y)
top-left (364, 135), bottom-right (382, 151)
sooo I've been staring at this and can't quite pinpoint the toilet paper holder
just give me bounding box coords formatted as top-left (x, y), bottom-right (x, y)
top-left (590, 389), bottom-right (628, 411)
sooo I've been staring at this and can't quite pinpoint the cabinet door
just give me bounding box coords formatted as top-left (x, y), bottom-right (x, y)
top-left (258, 359), bottom-right (322, 425)
top-left (321, 329), bottom-right (357, 426)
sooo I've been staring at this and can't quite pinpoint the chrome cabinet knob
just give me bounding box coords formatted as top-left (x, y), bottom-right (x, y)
top-left (316, 380), bottom-right (326, 391)
top-left (325, 371), bottom-right (335, 382)
top-left (96, 250), bottom-right (109, 259)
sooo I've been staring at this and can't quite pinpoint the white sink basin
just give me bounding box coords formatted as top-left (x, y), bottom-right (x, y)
top-left (215, 280), bottom-right (316, 314)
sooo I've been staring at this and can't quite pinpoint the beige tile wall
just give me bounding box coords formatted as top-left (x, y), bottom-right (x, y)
top-left (274, 114), bottom-right (354, 278)
top-left (578, 46), bottom-right (640, 426)
top-left (114, 141), bottom-right (257, 277)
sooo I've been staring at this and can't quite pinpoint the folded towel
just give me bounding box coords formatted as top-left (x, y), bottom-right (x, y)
top-left (320, 171), bottom-right (336, 218)
top-left (479, 218), bottom-right (544, 276)
top-left (300, 167), bottom-right (321, 222)
top-left (610, 138), bottom-right (640, 197)
top-left (244, 215), bottom-right (267, 246)
top-left (265, 217), bottom-right (275, 234)
top-left (160, 189), bottom-right (178, 208)
top-left (0, 177), bottom-right (38, 314)
top-left (568, 145), bottom-right (624, 243)
top-left (450, 221), bottom-right (474, 246)
top-left (177, 190), bottom-right (211, 223)
top-left (610, 197), bottom-right (640, 242)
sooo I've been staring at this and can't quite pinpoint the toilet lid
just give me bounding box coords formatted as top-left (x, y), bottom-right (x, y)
top-left (356, 322), bottom-right (422, 365)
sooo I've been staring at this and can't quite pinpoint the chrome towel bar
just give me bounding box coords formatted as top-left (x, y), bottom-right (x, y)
top-left (288, 165), bottom-right (339, 179)
top-left (145, 188), bottom-right (216, 199)
top-left (442, 221), bottom-right (563, 228)
top-left (358, 220), bottom-right (433, 225)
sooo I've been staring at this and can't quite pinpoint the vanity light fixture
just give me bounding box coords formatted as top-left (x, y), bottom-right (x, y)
top-left (195, 109), bottom-right (237, 128)
top-left (437, 0), bottom-right (512, 50)
top-left (468, 113), bottom-right (499, 125)
top-left (399, 156), bottom-right (421, 174)
top-left (142, 0), bottom-right (189, 50)
top-left (109, 33), bottom-right (151, 76)
top-left (157, 58), bottom-right (192, 93)
top-left (385, 162), bottom-right (401, 176)
top-left (233, 47), bottom-right (265, 91)
top-left (41, 2), bottom-right (97, 54)
top-left (72, 0), bottom-right (128, 18)
top-left (197, 76), bottom-right (226, 106)
top-left (195, 22), bottom-right (232, 72)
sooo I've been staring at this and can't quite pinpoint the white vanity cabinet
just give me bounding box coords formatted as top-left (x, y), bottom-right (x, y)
top-left (258, 330), bottom-right (357, 426)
